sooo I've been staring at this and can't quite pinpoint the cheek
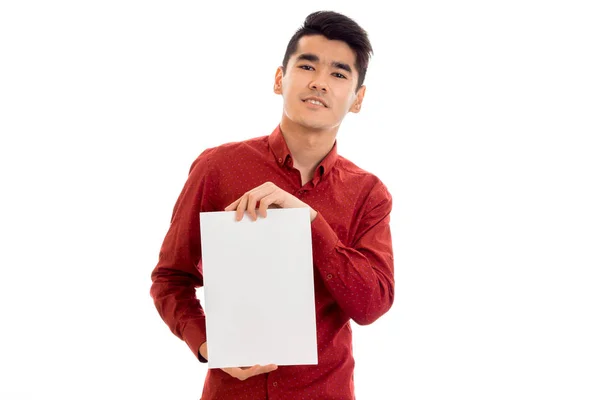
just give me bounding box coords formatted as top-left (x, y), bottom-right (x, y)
top-left (342, 92), bottom-right (358, 111)
top-left (281, 79), bottom-right (297, 101)
top-left (331, 92), bottom-right (354, 113)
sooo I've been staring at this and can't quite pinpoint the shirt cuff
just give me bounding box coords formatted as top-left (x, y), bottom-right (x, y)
top-left (182, 318), bottom-right (208, 363)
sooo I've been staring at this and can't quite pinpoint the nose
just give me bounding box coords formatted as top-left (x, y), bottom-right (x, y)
top-left (310, 82), bottom-right (328, 92)
top-left (309, 73), bottom-right (328, 92)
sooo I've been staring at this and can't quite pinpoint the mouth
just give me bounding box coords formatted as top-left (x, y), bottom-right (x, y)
top-left (302, 97), bottom-right (328, 108)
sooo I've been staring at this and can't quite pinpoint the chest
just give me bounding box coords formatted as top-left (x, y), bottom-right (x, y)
top-left (210, 162), bottom-right (365, 247)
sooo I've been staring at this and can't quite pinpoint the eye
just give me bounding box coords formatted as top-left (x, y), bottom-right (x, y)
top-left (299, 65), bottom-right (315, 71)
top-left (332, 72), bottom-right (347, 79)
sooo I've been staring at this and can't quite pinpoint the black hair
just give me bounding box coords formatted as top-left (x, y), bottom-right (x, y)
top-left (282, 11), bottom-right (373, 92)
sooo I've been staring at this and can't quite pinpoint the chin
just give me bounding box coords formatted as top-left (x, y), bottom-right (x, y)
top-left (299, 119), bottom-right (334, 131)
top-left (284, 107), bottom-right (338, 130)
top-left (295, 114), bottom-right (335, 130)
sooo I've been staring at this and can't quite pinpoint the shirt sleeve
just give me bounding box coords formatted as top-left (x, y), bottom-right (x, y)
top-left (311, 182), bottom-right (394, 325)
top-left (149, 149), bottom-right (216, 363)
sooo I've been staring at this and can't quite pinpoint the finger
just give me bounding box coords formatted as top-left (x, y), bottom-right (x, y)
top-left (256, 364), bottom-right (278, 374)
top-left (224, 198), bottom-right (241, 211)
top-left (241, 365), bottom-right (262, 380)
top-left (221, 366), bottom-right (249, 380)
top-left (257, 193), bottom-right (280, 218)
top-left (257, 197), bottom-right (269, 219)
top-left (242, 364), bottom-right (278, 380)
top-left (235, 195), bottom-right (249, 221)
top-left (229, 365), bottom-right (261, 381)
top-left (243, 186), bottom-right (276, 221)
top-left (222, 364), bottom-right (278, 381)
top-left (246, 191), bottom-right (259, 221)
top-left (228, 183), bottom-right (279, 221)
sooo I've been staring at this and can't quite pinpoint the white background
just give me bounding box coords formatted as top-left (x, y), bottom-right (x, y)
top-left (1, 1), bottom-right (599, 399)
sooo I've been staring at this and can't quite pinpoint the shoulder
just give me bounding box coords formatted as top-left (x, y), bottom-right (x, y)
top-left (189, 135), bottom-right (269, 171)
top-left (335, 156), bottom-right (392, 202)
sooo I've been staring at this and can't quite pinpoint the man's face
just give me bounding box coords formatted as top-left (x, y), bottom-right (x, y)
top-left (274, 34), bottom-right (365, 131)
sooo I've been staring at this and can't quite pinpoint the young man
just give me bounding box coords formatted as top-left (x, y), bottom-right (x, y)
top-left (150, 10), bottom-right (394, 400)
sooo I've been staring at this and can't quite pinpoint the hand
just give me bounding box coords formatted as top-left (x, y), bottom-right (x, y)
top-left (199, 342), bottom-right (278, 381)
top-left (199, 342), bottom-right (208, 360)
top-left (224, 182), bottom-right (317, 222)
top-left (221, 364), bottom-right (279, 381)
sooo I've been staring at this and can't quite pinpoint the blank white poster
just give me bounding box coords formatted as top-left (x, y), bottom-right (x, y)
top-left (199, 208), bottom-right (318, 369)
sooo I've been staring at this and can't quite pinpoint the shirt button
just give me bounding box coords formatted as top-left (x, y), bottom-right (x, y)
top-left (327, 273), bottom-right (333, 280)
top-left (278, 157), bottom-right (283, 163)
top-left (273, 381), bottom-right (278, 387)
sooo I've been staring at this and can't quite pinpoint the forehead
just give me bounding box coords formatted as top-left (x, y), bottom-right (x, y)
top-left (292, 34), bottom-right (357, 67)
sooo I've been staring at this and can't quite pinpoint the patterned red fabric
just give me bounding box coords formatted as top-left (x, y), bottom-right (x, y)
top-left (150, 125), bottom-right (394, 399)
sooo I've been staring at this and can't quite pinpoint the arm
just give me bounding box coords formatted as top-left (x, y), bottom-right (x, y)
top-left (225, 181), bottom-right (395, 326)
top-left (311, 183), bottom-right (394, 325)
top-left (150, 150), bottom-right (215, 363)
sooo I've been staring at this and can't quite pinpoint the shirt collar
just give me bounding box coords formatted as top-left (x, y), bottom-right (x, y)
top-left (268, 124), bottom-right (339, 179)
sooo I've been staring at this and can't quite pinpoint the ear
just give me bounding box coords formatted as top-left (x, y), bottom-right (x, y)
top-left (274, 66), bottom-right (284, 95)
top-left (350, 85), bottom-right (366, 113)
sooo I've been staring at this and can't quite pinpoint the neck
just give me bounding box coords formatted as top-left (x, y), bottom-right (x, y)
top-left (279, 116), bottom-right (338, 172)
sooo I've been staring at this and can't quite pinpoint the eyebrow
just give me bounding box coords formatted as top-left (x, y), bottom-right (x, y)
top-left (296, 53), bottom-right (353, 74)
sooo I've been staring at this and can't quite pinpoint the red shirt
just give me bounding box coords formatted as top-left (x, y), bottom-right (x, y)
top-left (150, 125), bottom-right (394, 400)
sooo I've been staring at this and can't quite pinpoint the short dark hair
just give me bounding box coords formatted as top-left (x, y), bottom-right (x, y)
top-left (282, 11), bottom-right (373, 92)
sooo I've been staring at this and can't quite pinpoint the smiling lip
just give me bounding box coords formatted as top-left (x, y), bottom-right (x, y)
top-left (302, 97), bottom-right (328, 108)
